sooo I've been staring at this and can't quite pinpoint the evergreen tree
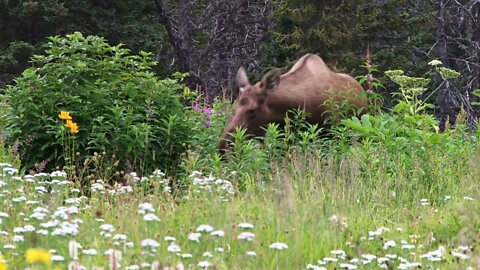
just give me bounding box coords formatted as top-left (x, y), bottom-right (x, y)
top-left (265, 0), bottom-right (434, 75)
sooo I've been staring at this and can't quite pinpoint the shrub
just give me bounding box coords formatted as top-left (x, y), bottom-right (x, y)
top-left (340, 62), bottom-right (476, 192)
top-left (1, 32), bottom-right (192, 177)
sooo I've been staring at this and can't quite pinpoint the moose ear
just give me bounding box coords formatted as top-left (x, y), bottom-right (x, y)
top-left (260, 68), bottom-right (282, 92)
top-left (236, 67), bottom-right (251, 93)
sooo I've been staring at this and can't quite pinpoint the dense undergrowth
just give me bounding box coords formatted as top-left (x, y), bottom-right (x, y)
top-left (0, 33), bottom-right (479, 269)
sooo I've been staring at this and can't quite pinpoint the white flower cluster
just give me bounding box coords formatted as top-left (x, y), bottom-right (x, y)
top-left (190, 171), bottom-right (235, 197)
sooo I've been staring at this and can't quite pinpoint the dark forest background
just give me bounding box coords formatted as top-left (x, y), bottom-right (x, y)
top-left (1, 0), bottom-right (479, 128)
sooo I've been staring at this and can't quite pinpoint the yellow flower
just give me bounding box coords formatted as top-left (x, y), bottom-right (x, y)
top-left (69, 122), bottom-right (79, 134)
top-left (0, 253), bottom-right (7, 270)
top-left (58, 111), bottom-right (72, 120)
top-left (26, 248), bottom-right (52, 265)
top-left (65, 120), bottom-right (73, 128)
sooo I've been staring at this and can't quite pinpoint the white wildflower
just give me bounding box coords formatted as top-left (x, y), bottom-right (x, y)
top-left (167, 243), bottom-right (181, 253)
top-left (37, 230), bottom-right (48, 235)
top-left (377, 257), bottom-right (389, 264)
top-left (141, 239), bottom-right (160, 249)
top-left (269, 242), bottom-right (288, 250)
top-left (188, 232), bottom-right (201, 242)
top-left (383, 240), bottom-right (396, 249)
top-left (52, 255), bottom-right (64, 261)
top-left (203, 251), bottom-right (213, 258)
top-left (331, 250), bottom-right (346, 257)
top-left (237, 222), bottom-right (254, 229)
top-left (237, 231), bottom-right (255, 241)
top-left (402, 244), bottom-right (415, 250)
top-left (196, 224), bottom-right (214, 232)
top-left (198, 261), bottom-right (212, 268)
top-left (143, 213), bottom-right (160, 222)
top-left (83, 249), bottom-right (97, 255)
top-left (398, 262), bottom-right (422, 269)
top-left (323, 257), bottom-right (338, 262)
top-left (210, 230), bottom-right (225, 237)
top-left (361, 254), bottom-right (376, 261)
top-left (181, 253), bottom-right (192, 259)
top-left (13, 235), bottom-right (24, 242)
top-left (164, 236), bottom-right (176, 242)
top-left (138, 203), bottom-right (155, 214)
top-left (100, 224), bottom-right (115, 232)
top-left (340, 263), bottom-right (357, 269)
top-left (306, 264), bottom-right (326, 270)
top-left (113, 234), bottom-right (127, 241)
top-left (451, 251), bottom-right (469, 260)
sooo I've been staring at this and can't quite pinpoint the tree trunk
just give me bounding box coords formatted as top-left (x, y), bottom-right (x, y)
top-left (153, 0), bottom-right (204, 90)
top-left (435, 0), bottom-right (452, 132)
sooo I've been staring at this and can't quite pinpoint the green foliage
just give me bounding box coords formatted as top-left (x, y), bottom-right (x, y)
top-left (0, 141), bottom-right (21, 170)
top-left (473, 89), bottom-right (480, 106)
top-left (265, 0), bottom-right (434, 76)
top-left (340, 64), bottom-right (475, 194)
top-left (385, 70), bottom-right (432, 116)
top-left (179, 97), bottom-right (230, 182)
top-left (179, 62), bottom-right (477, 200)
top-left (0, 0), bottom-right (167, 85)
top-left (2, 32), bottom-right (191, 177)
top-left (183, 107), bottom-right (327, 188)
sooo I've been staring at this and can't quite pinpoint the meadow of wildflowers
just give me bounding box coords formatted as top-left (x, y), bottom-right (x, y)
top-left (0, 137), bottom-right (478, 269)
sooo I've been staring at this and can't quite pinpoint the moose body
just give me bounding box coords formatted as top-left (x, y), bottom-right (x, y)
top-left (218, 54), bottom-right (367, 154)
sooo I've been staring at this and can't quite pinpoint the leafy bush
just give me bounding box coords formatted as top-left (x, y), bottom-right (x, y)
top-left (340, 62), bottom-right (476, 192)
top-left (1, 32), bottom-right (192, 177)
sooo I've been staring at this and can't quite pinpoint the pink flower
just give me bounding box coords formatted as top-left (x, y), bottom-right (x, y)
top-left (203, 108), bottom-right (212, 115)
top-left (367, 89), bottom-right (374, 94)
top-left (204, 120), bottom-right (211, 128)
top-left (367, 74), bottom-right (374, 83)
top-left (193, 103), bottom-right (199, 111)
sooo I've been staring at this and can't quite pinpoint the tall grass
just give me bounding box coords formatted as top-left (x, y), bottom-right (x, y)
top-left (0, 137), bottom-right (478, 269)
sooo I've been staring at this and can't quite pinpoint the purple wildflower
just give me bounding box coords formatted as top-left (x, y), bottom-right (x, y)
top-left (203, 108), bottom-right (212, 115)
top-left (193, 103), bottom-right (200, 111)
top-left (12, 139), bottom-right (20, 156)
top-left (36, 160), bottom-right (48, 173)
top-left (204, 120), bottom-right (211, 128)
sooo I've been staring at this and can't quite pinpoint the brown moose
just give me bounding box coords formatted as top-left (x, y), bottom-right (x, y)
top-left (218, 54), bottom-right (367, 154)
